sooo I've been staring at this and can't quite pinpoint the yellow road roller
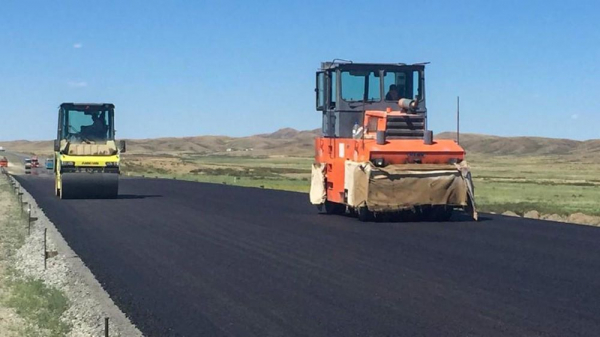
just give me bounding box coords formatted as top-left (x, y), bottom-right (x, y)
top-left (54, 103), bottom-right (126, 199)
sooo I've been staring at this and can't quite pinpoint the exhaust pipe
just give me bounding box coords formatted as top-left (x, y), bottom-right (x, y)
top-left (376, 131), bottom-right (386, 145)
top-left (424, 130), bottom-right (433, 145)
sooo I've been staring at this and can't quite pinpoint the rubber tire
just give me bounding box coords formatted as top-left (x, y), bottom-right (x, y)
top-left (322, 200), bottom-right (345, 215)
top-left (439, 207), bottom-right (454, 221)
top-left (428, 206), bottom-right (453, 221)
top-left (357, 207), bottom-right (373, 222)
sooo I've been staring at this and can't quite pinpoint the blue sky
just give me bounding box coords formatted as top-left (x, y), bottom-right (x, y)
top-left (0, 0), bottom-right (598, 141)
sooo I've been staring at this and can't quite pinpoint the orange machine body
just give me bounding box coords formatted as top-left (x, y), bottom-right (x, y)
top-left (314, 109), bottom-right (465, 204)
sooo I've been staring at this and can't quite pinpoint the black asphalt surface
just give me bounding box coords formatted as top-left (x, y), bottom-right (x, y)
top-left (15, 175), bottom-right (600, 337)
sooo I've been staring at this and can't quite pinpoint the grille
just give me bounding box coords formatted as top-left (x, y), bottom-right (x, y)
top-left (386, 114), bottom-right (425, 139)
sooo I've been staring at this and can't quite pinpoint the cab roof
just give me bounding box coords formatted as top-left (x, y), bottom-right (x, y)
top-left (320, 61), bottom-right (427, 71)
top-left (60, 103), bottom-right (115, 109)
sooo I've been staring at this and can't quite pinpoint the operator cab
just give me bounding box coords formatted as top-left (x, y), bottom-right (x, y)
top-left (316, 61), bottom-right (427, 138)
top-left (57, 103), bottom-right (115, 144)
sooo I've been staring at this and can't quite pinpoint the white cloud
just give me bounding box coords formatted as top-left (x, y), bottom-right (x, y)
top-left (571, 114), bottom-right (579, 120)
top-left (68, 81), bottom-right (87, 88)
top-left (73, 43), bottom-right (83, 49)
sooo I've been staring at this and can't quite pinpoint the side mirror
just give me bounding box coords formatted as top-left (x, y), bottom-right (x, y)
top-left (54, 140), bottom-right (60, 152)
top-left (119, 140), bottom-right (126, 153)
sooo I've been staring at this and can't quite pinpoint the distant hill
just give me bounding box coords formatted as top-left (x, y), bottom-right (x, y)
top-left (122, 128), bottom-right (321, 156)
top-left (0, 140), bottom-right (54, 157)
top-left (0, 129), bottom-right (322, 157)
top-left (1, 129), bottom-right (598, 158)
top-left (437, 132), bottom-right (600, 157)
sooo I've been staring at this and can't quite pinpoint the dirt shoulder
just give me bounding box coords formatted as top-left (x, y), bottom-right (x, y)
top-left (0, 175), bottom-right (27, 336)
top-left (3, 152), bottom-right (26, 175)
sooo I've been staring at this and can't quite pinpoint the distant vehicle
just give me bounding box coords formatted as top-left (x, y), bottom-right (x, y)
top-left (31, 156), bottom-right (39, 168)
top-left (24, 158), bottom-right (31, 174)
top-left (0, 146), bottom-right (5, 151)
top-left (0, 157), bottom-right (7, 167)
top-left (45, 158), bottom-right (54, 170)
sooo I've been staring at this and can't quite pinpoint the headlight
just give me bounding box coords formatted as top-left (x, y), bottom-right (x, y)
top-left (105, 162), bottom-right (119, 167)
top-left (372, 158), bottom-right (385, 167)
top-left (61, 161), bottom-right (75, 167)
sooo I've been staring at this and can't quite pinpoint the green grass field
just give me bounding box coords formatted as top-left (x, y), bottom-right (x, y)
top-left (122, 154), bottom-right (313, 192)
top-left (468, 154), bottom-right (600, 216)
top-left (122, 153), bottom-right (600, 216)
top-left (0, 177), bottom-right (71, 336)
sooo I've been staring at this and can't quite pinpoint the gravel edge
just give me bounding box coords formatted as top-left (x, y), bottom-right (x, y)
top-left (5, 173), bottom-right (143, 337)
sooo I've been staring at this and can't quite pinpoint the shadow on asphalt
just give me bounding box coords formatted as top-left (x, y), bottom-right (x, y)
top-left (118, 194), bottom-right (162, 199)
top-left (317, 210), bottom-right (485, 223)
top-left (476, 215), bottom-right (493, 222)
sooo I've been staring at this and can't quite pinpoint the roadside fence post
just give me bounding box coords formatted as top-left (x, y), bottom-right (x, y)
top-left (44, 228), bottom-right (47, 270)
top-left (28, 205), bottom-right (32, 235)
top-left (18, 193), bottom-right (23, 214)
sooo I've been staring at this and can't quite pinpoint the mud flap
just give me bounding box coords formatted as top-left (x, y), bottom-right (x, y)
top-left (345, 161), bottom-right (370, 207)
top-left (309, 163), bottom-right (326, 205)
top-left (61, 172), bottom-right (119, 199)
top-left (455, 161), bottom-right (478, 221)
top-left (367, 167), bottom-right (468, 212)
top-left (344, 161), bottom-right (475, 216)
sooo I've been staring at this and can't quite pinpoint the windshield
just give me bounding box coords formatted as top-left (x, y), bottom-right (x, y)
top-left (60, 107), bottom-right (114, 142)
top-left (340, 69), bottom-right (422, 103)
top-left (340, 71), bottom-right (381, 102)
top-left (384, 70), bottom-right (421, 101)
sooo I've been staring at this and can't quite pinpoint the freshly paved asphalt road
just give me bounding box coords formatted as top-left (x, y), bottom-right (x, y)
top-left (15, 175), bottom-right (600, 337)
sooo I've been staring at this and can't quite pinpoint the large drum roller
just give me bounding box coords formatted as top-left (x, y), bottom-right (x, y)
top-left (59, 171), bottom-right (119, 199)
top-left (54, 103), bottom-right (126, 199)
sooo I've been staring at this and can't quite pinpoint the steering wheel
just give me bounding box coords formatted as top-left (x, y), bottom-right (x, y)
top-left (67, 126), bottom-right (92, 143)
